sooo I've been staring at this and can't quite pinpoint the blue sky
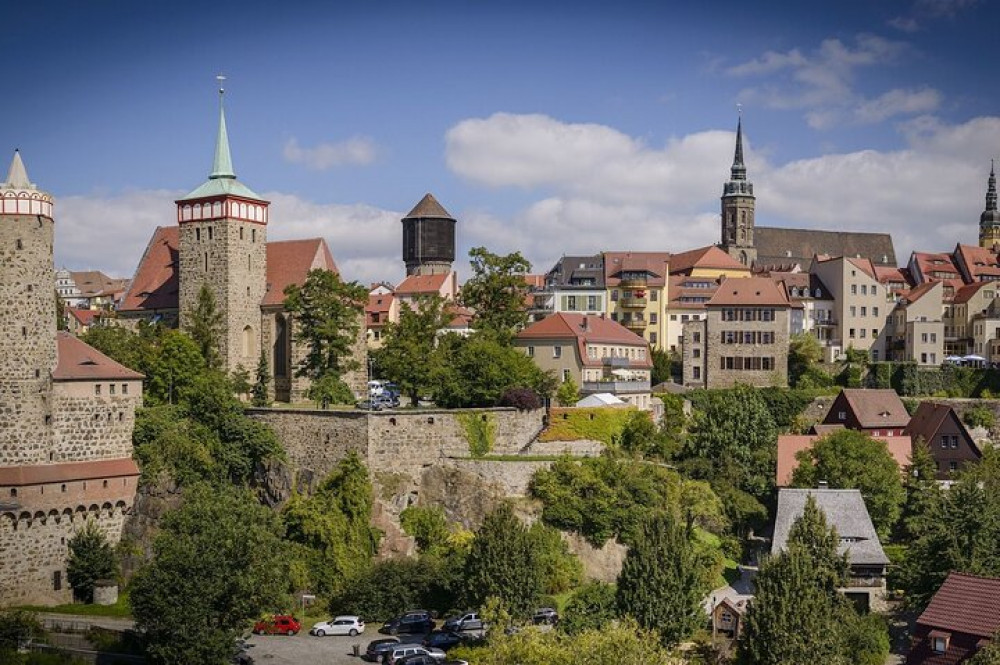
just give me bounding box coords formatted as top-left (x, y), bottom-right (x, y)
top-left (3, 0), bottom-right (999, 283)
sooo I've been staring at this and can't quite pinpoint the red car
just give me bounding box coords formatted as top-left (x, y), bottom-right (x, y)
top-left (253, 615), bottom-right (301, 636)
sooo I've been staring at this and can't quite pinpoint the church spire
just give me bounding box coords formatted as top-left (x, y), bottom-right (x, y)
top-left (979, 161), bottom-right (1000, 249)
top-left (210, 76), bottom-right (235, 180)
top-left (986, 160), bottom-right (997, 214)
top-left (3, 150), bottom-right (32, 189)
top-left (731, 116), bottom-right (747, 181)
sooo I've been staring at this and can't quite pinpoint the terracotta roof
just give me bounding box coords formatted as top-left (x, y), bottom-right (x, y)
top-left (262, 238), bottom-right (337, 306)
top-left (517, 312), bottom-right (652, 368)
top-left (604, 252), bottom-right (670, 287)
top-left (668, 274), bottom-right (720, 309)
top-left (755, 227), bottom-right (896, 270)
top-left (0, 458), bottom-right (140, 487)
top-left (847, 256), bottom-right (878, 280)
top-left (53, 332), bottom-right (144, 381)
top-left (917, 572), bottom-right (1000, 638)
top-left (366, 292), bottom-right (394, 327)
top-left (953, 281), bottom-right (992, 305)
top-left (776, 434), bottom-right (912, 486)
top-left (70, 270), bottom-right (123, 297)
top-left (810, 423), bottom-right (846, 435)
top-left (954, 243), bottom-right (1000, 283)
top-left (446, 305), bottom-right (474, 329)
top-left (904, 402), bottom-right (982, 458)
top-left (403, 193), bottom-right (454, 219)
top-left (706, 276), bottom-right (790, 307)
top-left (669, 246), bottom-right (747, 275)
top-left (910, 252), bottom-right (963, 292)
top-left (522, 274), bottom-right (546, 289)
top-left (396, 272), bottom-right (450, 295)
top-left (67, 308), bottom-right (98, 326)
top-left (838, 389), bottom-right (910, 428)
top-left (874, 266), bottom-right (914, 289)
top-left (119, 226), bottom-right (179, 313)
top-left (901, 281), bottom-right (940, 306)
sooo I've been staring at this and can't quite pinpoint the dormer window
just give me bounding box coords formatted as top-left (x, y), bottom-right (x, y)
top-left (930, 631), bottom-right (951, 653)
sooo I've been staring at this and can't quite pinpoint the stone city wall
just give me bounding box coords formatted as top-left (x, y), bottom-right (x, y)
top-left (50, 382), bottom-right (142, 463)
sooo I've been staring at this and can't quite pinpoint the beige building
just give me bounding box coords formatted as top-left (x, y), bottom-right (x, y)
top-left (603, 252), bottom-right (669, 348)
top-left (683, 277), bottom-right (791, 388)
top-left (515, 312), bottom-right (653, 409)
top-left (886, 281), bottom-right (944, 365)
top-left (811, 255), bottom-right (890, 361)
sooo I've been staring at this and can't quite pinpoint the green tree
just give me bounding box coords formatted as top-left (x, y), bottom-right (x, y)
top-left (896, 438), bottom-right (944, 542)
top-left (560, 581), bottom-right (618, 635)
top-left (650, 347), bottom-right (673, 386)
top-left (66, 520), bottom-right (117, 603)
top-left (145, 329), bottom-right (205, 406)
top-left (231, 364), bottom-right (252, 400)
top-left (790, 429), bottom-right (905, 538)
top-left (555, 378), bottom-right (580, 406)
top-left (0, 610), bottom-right (43, 657)
top-left (459, 246), bottom-right (532, 337)
top-left (283, 269), bottom-right (367, 381)
top-left (375, 295), bottom-right (452, 406)
top-left (306, 374), bottom-right (355, 407)
top-left (130, 484), bottom-right (289, 665)
top-left (616, 512), bottom-right (706, 647)
top-left (55, 292), bottom-right (67, 331)
top-left (183, 283), bottom-right (224, 370)
top-left (969, 636), bottom-right (1000, 665)
top-left (331, 556), bottom-right (459, 622)
top-left (527, 522), bottom-right (583, 595)
top-left (617, 410), bottom-right (678, 460)
top-left (964, 404), bottom-right (996, 430)
top-left (251, 351), bottom-right (270, 407)
top-left (464, 503), bottom-right (542, 617)
top-left (787, 333), bottom-right (823, 386)
top-left (400, 505), bottom-right (451, 556)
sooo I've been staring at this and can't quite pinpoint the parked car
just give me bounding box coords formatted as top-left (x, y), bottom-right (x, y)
top-left (374, 394), bottom-right (398, 409)
top-left (356, 399), bottom-right (385, 411)
top-left (252, 614), bottom-right (301, 635)
top-left (365, 637), bottom-right (401, 662)
top-left (442, 612), bottom-right (482, 632)
top-left (422, 630), bottom-right (463, 651)
top-left (382, 610), bottom-right (436, 635)
top-left (310, 615), bottom-right (364, 636)
top-left (396, 655), bottom-right (438, 665)
top-left (232, 638), bottom-right (255, 665)
top-left (382, 645), bottom-right (446, 664)
top-left (532, 607), bottom-right (559, 625)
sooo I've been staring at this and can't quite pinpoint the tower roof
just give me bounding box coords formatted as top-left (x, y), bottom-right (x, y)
top-left (2, 150), bottom-right (32, 189)
top-left (981, 161), bottom-right (1000, 226)
top-left (403, 193), bottom-right (454, 220)
top-left (731, 117), bottom-right (747, 181)
top-left (210, 102), bottom-right (235, 179)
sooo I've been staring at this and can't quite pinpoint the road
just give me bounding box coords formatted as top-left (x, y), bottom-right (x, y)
top-left (243, 631), bottom-right (413, 665)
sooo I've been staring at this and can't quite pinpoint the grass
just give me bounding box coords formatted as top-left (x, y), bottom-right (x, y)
top-left (693, 529), bottom-right (740, 589)
top-left (17, 593), bottom-right (133, 618)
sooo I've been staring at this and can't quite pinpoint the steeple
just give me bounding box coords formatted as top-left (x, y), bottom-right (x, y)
top-left (731, 117), bottom-right (747, 181)
top-left (979, 161), bottom-right (1000, 249)
top-left (3, 150), bottom-right (32, 189)
top-left (210, 79), bottom-right (235, 180)
top-left (719, 113), bottom-right (756, 265)
top-left (985, 161), bottom-right (997, 215)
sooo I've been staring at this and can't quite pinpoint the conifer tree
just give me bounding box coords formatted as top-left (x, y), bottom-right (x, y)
top-left (463, 503), bottom-right (541, 617)
top-left (251, 351), bottom-right (270, 407)
top-left (66, 520), bottom-right (117, 603)
top-left (183, 283), bottom-right (223, 370)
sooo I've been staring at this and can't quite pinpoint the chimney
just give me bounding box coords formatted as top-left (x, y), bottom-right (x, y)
top-left (581, 315), bottom-right (589, 331)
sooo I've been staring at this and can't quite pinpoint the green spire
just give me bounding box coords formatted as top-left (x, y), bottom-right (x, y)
top-left (210, 85), bottom-right (235, 180)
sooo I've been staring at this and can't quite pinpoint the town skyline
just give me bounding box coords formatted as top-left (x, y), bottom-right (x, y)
top-left (3, 0), bottom-right (999, 284)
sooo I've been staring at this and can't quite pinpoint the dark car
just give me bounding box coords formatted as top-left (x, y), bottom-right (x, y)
top-left (422, 630), bottom-right (462, 651)
top-left (532, 607), bottom-right (559, 625)
top-left (365, 637), bottom-right (401, 662)
top-left (382, 610), bottom-right (436, 635)
top-left (396, 656), bottom-right (438, 665)
top-left (442, 612), bottom-right (483, 632)
top-left (356, 399), bottom-right (385, 411)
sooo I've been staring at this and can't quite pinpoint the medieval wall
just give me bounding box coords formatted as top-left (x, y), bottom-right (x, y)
top-left (50, 380), bottom-right (142, 462)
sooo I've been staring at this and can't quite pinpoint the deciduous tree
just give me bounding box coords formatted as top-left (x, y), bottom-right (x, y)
top-left (459, 247), bottom-right (532, 337)
top-left (375, 295), bottom-right (451, 406)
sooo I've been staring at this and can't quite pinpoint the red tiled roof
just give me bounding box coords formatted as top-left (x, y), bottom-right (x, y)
top-left (847, 256), bottom-right (877, 279)
top-left (447, 305), bottom-right (474, 329)
top-left (53, 332), bottom-right (144, 381)
top-left (839, 389), bottom-right (911, 428)
top-left (604, 252), bottom-right (670, 287)
top-left (668, 274), bottom-right (720, 309)
top-left (953, 281), bottom-right (991, 305)
top-left (668, 246), bottom-right (747, 275)
top-left (517, 312), bottom-right (652, 368)
top-left (522, 274), bottom-right (546, 289)
top-left (0, 458), bottom-right (140, 487)
top-left (262, 238), bottom-right (337, 306)
top-left (119, 226), bottom-right (179, 312)
top-left (396, 272), bottom-right (450, 295)
top-left (776, 434), bottom-right (912, 486)
top-left (67, 308), bottom-right (98, 326)
top-left (874, 266), bottom-right (913, 289)
top-left (366, 292), bottom-right (395, 327)
top-left (904, 402), bottom-right (982, 458)
top-left (901, 281), bottom-right (940, 305)
top-left (707, 277), bottom-right (790, 307)
top-left (917, 572), bottom-right (1000, 638)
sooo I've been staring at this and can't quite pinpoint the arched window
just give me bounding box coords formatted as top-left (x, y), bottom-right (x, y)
top-left (243, 325), bottom-right (254, 357)
top-left (274, 316), bottom-right (289, 378)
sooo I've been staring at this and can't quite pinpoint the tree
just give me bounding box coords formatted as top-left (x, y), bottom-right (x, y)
top-left (968, 636), bottom-right (1000, 665)
top-left (555, 378), bottom-right (580, 406)
top-left (400, 505), bottom-right (451, 556)
top-left (375, 295), bottom-right (452, 406)
top-left (787, 333), bottom-right (823, 386)
top-left (183, 283), bottom-right (224, 370)
top-left (55, 291), bottom-right (67, 331)
top-left (560, 581), bottom-right (618, 635)
top-left (459, 247), bottom-right (532, 337)
top-left (616, 512), bottom-right (706, 647)
top-left (527, 522), bottom-right (583, 595)
top-left (283, 269), bottom-right (367, 381)
top-left (617, 410), bottom-right (678, 460)
top-left (896, 438), bottom-right (944, 543)
top-left (464, 503), bottom-right (542, 617)
top-left (790, 429), bottom-right (905, 538)
top-left (651, 347), bottom-right (674, 386)
top-left (231, 364), bottom-right (252, 401)
top-left (252, 351), bottom-right (270, 407)
top-left (145, 330), bottom-right (205, 406)
top-left (66, 520), bottom-right (117, 603)
top-left (130, 484), bottom-right (289, 665)
top-left (306, 374), bottom-right (355, 407)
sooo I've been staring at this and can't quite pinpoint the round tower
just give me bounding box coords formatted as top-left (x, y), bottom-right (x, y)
top-left (401, 193), bottom-right (456, 276)
top-left (0, 150), bottom-right (56, 465)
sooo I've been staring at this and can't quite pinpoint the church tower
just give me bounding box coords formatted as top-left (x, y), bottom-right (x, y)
top-left (720, 117), bottom-right (756, 266)
top-left (0, 151), bottom-right (56, 464)
top-left (177, 84), bottom-right (269, 374)
top-left (979, 162), bottom-right (1000, 249)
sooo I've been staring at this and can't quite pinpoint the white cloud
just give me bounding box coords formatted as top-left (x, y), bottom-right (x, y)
top-left (282, 136), bottom-right (377, 170)
top-left (887, 16), bottom-right (921, 32)
top-left (853, 88), bottom-right (942, 123)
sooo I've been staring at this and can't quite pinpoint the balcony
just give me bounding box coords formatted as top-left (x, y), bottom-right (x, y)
top-left (602, 356), bottom-right (631, 367)
top-left (619, 296), bottom-right (648, 308)
top-left (619, 277), bottom-right (647, 288)
top-left (622, 318), bottom-right (646, 331)
top-left (582, 380), bottom-right (651, 394)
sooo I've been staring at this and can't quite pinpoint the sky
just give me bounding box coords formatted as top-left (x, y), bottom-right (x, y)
top-left (3, 0), bottom-right (1000, 285)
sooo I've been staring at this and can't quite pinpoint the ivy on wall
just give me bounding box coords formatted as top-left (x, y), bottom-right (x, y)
top-left (457, 412), bottom-right (497, 457)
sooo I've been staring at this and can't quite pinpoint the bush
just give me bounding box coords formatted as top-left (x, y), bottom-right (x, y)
top-left (456, 412), bottom-right (496, 457)
top-left (964, 405), bottom-right (996, 430)
top-left (555, 379), bottom-right (580, 407)
top-left (559, 581), bottom-right (618, 635)
top-left (847, 613), bottom-right (891, 665)
top-left (499, 387), bottom-right (541, 410)
top-left (527, 523), bottom-right (583, 595)
top-left (67, 520), bottom-right (117, 604)
top-left (331, 557), bottom-right (459, 621)
top-left (306, 374), bottom-right (355, 407)
top-left (400, 505), bottom-right (451, 555)
top-left (539, 407), bottom-right (635, 445)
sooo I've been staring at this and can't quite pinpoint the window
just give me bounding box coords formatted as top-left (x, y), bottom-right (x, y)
top-left (949, 461), bottom-right (958, 472)
top-left (682, 315), bottom-right (689, 322)
top-left (650, 313), bottom-right (658, 324)
top-left (838, 411), bottom-right (846, 421)
top-left (872, 285), bottom-right (877, 296)
top-left (611, 290), bottom-right (619, 301)
top-left (587, 295), bottom-right (597, 310)
top-left (940, 435), bottom-right (948, 449)
top-left (851, 284), bottom-right (858, 295)
top-left (922, 333), bottom-right (928, 343)
top-left (861, 285), bottom-right (868, 295)
top-left (527, 346), bottom-right (534, 357)
top-left (860, 329), bottom-right (867, 338)
top-left (872, 329), bottom-right (878, 338)
top-left (693, 366), bottom-right (701, 380)
top-left (15, 239), bottom-right (22, 250)
top-left (693, 349), bottom-right (701, 358)
top-left (94, 384), bottom-right (101, 395)
top-left (553, 346), bottom-right (562, 359)
top-left (922, 353), bottom-right (928, 363)
top-left (932, 634), bottom-right (949, 653)
top-left (122, 384), bottom-right (128, 395)
top-left (930, 333), bottom-right (937, 343)
top-left (207, 226), bottom-right (213, 240)
top-left (252, 228), bottom-right (257, 242)
top-left (950, 435), bottom-right (958, 449)
top-left (561, 369), bottom-right (570, 382)
top-left (240, 227), bottom-right (244, 240)
top-left (651, 291), bottom-right (658, 302)
top-left (567, 296), bottom-right (577, 310)
top-left (670, 314), bottom-right (677, 321)
top-left (693, 332), bottom-right (701, 343)
top-left (650, 332), bottom-right (657, 344)
top-left (849, 328), bottom-right (856, 338)
top-left (861, 307), bottom-right (867, 317)
top-left (873, 307), bottom-right (879, 317)
top-left (850, 306), bottom-right (857, 317)
top-left (109, 384), bottom-right (116, 396)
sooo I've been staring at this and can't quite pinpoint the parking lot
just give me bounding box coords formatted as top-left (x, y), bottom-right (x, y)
top-left (242, 631), bottom-right (378, 665)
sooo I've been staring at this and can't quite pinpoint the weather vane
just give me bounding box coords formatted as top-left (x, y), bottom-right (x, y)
top-left (216, 74), bottom-right (226, 96)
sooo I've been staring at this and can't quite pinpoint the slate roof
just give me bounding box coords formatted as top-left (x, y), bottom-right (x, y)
top-left (776, 434), bottom-right (912, 486)
top-left (669, 245), bottom-right (747, 275)
top-left (517, 312), bottom-right (652, 368)
top-left (403, 193), bottom-right (454, 219)
top-left (546, 255), bottom-right (606, 288)
top-left (0, 458), bottom-right (140, 487)
top-left (838, 389), bottom-right (911, 428)
top-left (604, 251), bottom-right (670, 287)
top-left (706, 276), bottom-right (790, 307)
top-left (53, 332), bottom-right (144, 381)
top-left (917, 572), bottom-right (1000, 638)
top-left (755, 227), bottom-right (896, 270)
top-left (771, 489), bottom-right (889, 566)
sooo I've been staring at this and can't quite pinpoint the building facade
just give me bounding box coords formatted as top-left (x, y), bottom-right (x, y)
top-left (604, 252), bottom-right (669, 347)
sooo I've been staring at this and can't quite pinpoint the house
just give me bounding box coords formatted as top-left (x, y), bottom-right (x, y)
top-left (544, 254), bottom-right (608, 316)
top-left (515, 312), bottom-right (653, 409)
top-left (820, 389), bottom-right (910, 436)
top-left (775, 434), bottom-right (912, 487)
top-left (65, 307), bottom-right (100, 335)
top-left (904, 572), bottom-right (1000, 664)
top-left (365, 284), bottom-right (396, 348)
top-left (886, 281), bottom-right (945, 365)
top-left (712, 597), bottom-right (746, 639)
top-left (603, 251), bottom-right (670, 348)
top-left (772, 489), bottom-right (889, 611)
top-left (810, 255), bottom-right (892, 362)
top-left (904, 403), bottom-right (982, 481)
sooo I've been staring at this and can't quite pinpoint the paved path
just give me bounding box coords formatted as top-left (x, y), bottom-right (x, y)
top-left (37, 611), bottom-right (136, 633)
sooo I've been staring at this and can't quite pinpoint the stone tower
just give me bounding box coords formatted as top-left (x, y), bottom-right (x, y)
top-left (979, 162), bottom-right (1000, 249)
top-left (720, 118), bottom-right (756, 266)
top-left (0, 151), bottom-right (56, 465)
top-left (401, 193), bottom-right (456, 276)
top-left (177, 87), bottom-right (269, 374)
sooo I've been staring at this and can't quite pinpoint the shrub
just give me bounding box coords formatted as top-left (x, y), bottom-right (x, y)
top-left (456, 412), bottom-right (497, 458)
top-left (555, 379), bottom-right (580, 407)
top-left (559, 581), bottom-right (618, 635)
top-left (964, 405), bottom-right (996, 430)
top-left (67, 520), bottom-right (117, 604)
top-left (499, 387), bottom-right (541, 410)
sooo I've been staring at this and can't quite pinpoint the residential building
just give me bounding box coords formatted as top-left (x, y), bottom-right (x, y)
top-left (682, 276), bottom-right (790, 388)
top-left (395, 271), bottom-right (458, 311)
top-left (947, 282), bottom-right (995, 356)
top-left (771, 272), bottom-right (835, 340)
top-left (820, 389), bottom-right (910, 437)
top-left (523, 274), bottom-right (552, 323)
top-left (515, 312), bottom-right (653, 409)
top-left (886, 281), bottom-right (945, 365)
top-left (775, 434), bottom-right (912, 487)
top-left (55, 269), bottom-right (128, 309)
top-left (811, 255), bottom-right (889, 360)
top-left (771, 489), bottom-right (889, 611)
top-left (544, 255), bottom-right (607, 316)
top-left (904, 402), bottom-right (982, 481)
top-left (603, 251), bottom-right (670, 347)
top-left (665, 247), bottom-right (751, 352)
top-left (904, 572), bottom-right (1000, 664)
top-left (711, 597), bottom-right (746, 639)
top-left (908, 251), bottom-right (964, 303)
top-left (365, 283), bottom-right (396, 348)
top-left (65, 307), bottom-right (101, 335)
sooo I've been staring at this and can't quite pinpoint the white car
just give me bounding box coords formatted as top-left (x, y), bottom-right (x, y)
top-left (310, 615), bottom-right (365, 637)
